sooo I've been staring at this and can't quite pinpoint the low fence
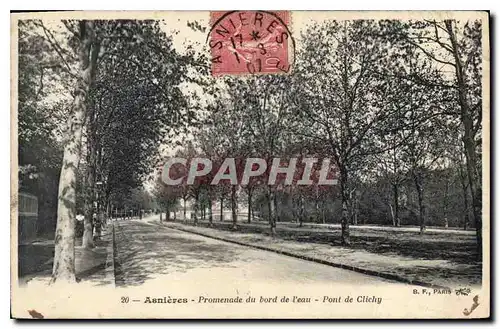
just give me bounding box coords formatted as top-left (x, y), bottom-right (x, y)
top-left (18, 192), bottom-right (38, 244)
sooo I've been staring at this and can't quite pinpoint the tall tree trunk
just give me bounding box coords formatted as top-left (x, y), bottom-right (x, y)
top-left (417, 188), bottom-right (425, 234)
top-left (183, 197), bottom-right (187, 221)
top-left (298, 194), bottom-right (304, 228)
top-left (231, 185), bottom-right (237, 229)
top-left (351, 190), bottom-right (358, 225)
top-left (340, 167), bottom-right (350, 245)
top-left (95, 203), bottom-right (102, 239)
top-left (247, 189), bottom-right (252, 224)
top-left (389, 203), bottom-right (396, 226)
top-left (208, 198), bottom-right (213, 225)
top-left (95, 144), bottom-right (103, 238)
top-left (445, 20), bottom-right (482, 259)
top-left (314, 186), bottom-right (320, 223)
top-left (393, 183), bottom-right (400, 227)
top-left (82, 154), bottom-right (95, 248)
top-left (321, 201), bottom-right (326, 224)
top-left (105, 199), bottom-right (110, 226)
top-left (291, 192), bottom-right (299, 225)
top-left (82, 110), bottom-right (97, 249)
top-left (459, 164), bottom-right (470, 230)
top-left (220, 196), bottom-right (223, 221)
top-left (339, 26), bottom-right (352, 246)
top-left (52, 21), bottom-right (100, 284)
top-left (413, 172), bottom-right (426, 234)
top-left (274, 193), bottom-right (280, 222)
top-left (268, 188), bottom-right (276, 236)
top-left (193, 195), bottom-right (199, 225)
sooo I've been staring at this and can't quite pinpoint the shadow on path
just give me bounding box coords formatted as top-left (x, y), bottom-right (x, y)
top-left (114, 221), bottom-right (239, 287)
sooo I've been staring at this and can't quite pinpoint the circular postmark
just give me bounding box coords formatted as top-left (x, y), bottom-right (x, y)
top-left (207, 11), bottom-right (295, 76)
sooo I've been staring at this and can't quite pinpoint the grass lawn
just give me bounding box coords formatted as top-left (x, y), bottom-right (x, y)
top-left (163, 218), bottom-right (482, 288)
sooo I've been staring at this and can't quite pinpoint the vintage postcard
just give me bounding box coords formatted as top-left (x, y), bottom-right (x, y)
top-left (10, 10), bottom-right (490, 319)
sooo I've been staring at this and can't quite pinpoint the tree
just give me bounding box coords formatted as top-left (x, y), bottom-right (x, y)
top-left (232, 75), bottom-right (295, 235)
top-left (18, 21), bottom-right (66, 237)
top-left (28, 18), bottom-right (206, 282)
top-left (50, 21), bottom-right (100, 283)
top-left (378, 46), bottom-right (450, 233)
top-left (199, 93), bottom-right (249, 230)
top-left (81, 19), bottom-right (201, 247)
top-left (153, 177), bottom-right (180, 222)
top-left (292, 20), bottom-right (401, 245)
top-left (380, 18), bottom-right (483, 256)
top-left (443, 20), bottom-right (483, 256)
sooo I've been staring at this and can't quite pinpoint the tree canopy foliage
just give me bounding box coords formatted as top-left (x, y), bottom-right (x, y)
top-left (17, 16), bottom-right (485, 283)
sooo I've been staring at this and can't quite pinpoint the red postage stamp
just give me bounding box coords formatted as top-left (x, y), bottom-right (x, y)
top-left (208, 11), bottom-right (293, 76)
